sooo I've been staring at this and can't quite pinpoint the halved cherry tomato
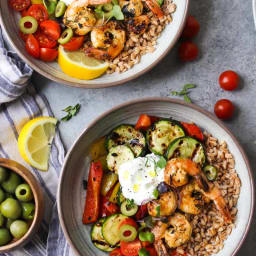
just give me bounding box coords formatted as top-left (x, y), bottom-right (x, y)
top-left (35, 31), bottom-right (57, 48)
top-left (182, 15), bottom-right (200, 39)
top-left (180, 122), bottom-right (204, 141)
top-left (26, 34), bottom-right (40, 58)
top-left (135, 114), bottom-right (151, 130)
top-left (145, 0), bottom-right (163, 18)
top-left (219, 70), bottom-right (239, 91)
top-left (170, 250), bottom-right (187, 256)
top-left (120, 239), bottom-right (142, 256)
top-left (9, 0), bottom-right (31, 11)
top-left (27, 4), bottom-right (48, 23)
top-left (110, 248), bottom-right (123, 256)
top-left (145, 247), bottom-right (158, 256)
top-left (63, 36), bottom-right (85, 51)
top-left (19, 31), bottom-right (29, 42)
top-left (214, 99), bottom-right (234, 120)
top-left (101, 197), bottom-right (119, 217)
top-left (40, 20), bottom-right (61, 41)
top-left (135, 204), bottom-right (148, 220)
top-left (179, 41), bottom-right (198, 62)
top-left (20, 9), bottom-right (28, 17)
top-left (119, 218), bottom-right (138, 229)
top-left (82, 161), bottom-right (103, 224)
top-left (40, 48), bottom-right (58, 62)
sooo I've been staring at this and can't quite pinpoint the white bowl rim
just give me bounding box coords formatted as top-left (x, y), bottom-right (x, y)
top-left (0, 1), bottom-right (189, 88)
top-left (57, 97), bottom-right (255, 256)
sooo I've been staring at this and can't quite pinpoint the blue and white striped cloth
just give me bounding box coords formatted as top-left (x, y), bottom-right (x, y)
top-left (0, 26), bottom-right (72, 256)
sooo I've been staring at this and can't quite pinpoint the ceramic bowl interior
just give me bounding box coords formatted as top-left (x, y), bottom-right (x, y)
top-left (58, 98), bottom-right (254, 256)
top-left (0, 159), bottom-right (44, 253)
top-left (0, 0), bottom-right (188, 88)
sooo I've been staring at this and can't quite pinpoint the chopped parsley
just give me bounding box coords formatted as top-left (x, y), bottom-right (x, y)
top-left (171, 84), bottom-right (196, 103)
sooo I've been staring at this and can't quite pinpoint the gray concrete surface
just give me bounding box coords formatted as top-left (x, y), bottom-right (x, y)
top-left (33, 0), bottom-right (256, 254)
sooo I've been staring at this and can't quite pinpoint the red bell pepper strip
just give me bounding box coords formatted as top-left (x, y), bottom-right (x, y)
top-left (181, 122), bottom-right (204, 141)
top-left (100, 196), bottom-right (119, 217)
top-left (135, 204), bottom-right (148, 220)
top-left (82, 161), bottom-right (103, 224)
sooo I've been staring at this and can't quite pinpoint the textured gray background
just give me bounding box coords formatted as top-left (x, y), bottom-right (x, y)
top-left (33, 0), bottom-right (256, 254)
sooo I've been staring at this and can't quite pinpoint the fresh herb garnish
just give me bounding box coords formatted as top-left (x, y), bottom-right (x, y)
top-left (61, 104), bottom-right (81, 121)
top-left (95, 3), bottom-right (124, 21)
top-left (156, 205), bottom-right (160, 217)
top-left (153, 188), bottom-right (159, 199)
top-left (126, 199), bottom-right (135, 209)
top-left (171, 84), bottom-right (196, 103)
top-left (139, 248), bottom-right (150, 256)
top-left (144, 216), bottom-right (155, 229)
top-left (82, 180), bottom-right (87, 190)
top-left (156, 156), bottom-right (167, 169)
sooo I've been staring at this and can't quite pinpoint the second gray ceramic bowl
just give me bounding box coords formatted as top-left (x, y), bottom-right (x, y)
top-left (57, 98), bottom-right (254, 256)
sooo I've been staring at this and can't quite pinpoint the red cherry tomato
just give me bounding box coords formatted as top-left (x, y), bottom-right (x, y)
top-left (119, 218), bottom-right (138, 229)
top-left (141, 241), bottom-right (151, 248)
top-left (20, 9), bottom-right (28, 17)
top-left (179, 41), bottom-right (198, 62)
top-left (135, 114), bottom-right (152, 130)
top-left (9, 0), bottom-right (31, 11)
top-left (135, 204), bottom-right (148, 220)
top-left (63, 37), bottom-right (85, 51)
top-left (120, 239), bottom-right (142, 256)
top-left (27, 4), bottom-right (48, 23)
top-left (110, 248), bottom-right (123, 256)
top-left (39, 48), bottom-right (58, 62)
top-left (19, 31), bottom-right (29, 42)
top-left (214, 99), bottom-right (235, 120)
top-left (170, 250), bottom-right (188, 256)
top-left (219, 70), bottom-right (239, 91)
top-left (35, 32), bottom-right (57, 48)
top-left (26, 34), bottom-right (40, 58)
top-left (182, 15), bottom-right (200, 39)
top-left (40, 20), bottom-right (61, 41)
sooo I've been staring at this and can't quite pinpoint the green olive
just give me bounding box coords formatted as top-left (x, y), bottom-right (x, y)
top-left (21, 202), bottom-right (35, 220)
top-left (58, 28), bottom-right (73, 44)
top-left (2, 172), bottom-right (22, 194)
top-left (0, 188), bottom-right (5, 204)
top-left (203, 165), bottom-right (218, 181)
top-left (19, 16), bottom-right (38, 34)
top-left (0, 167), bottom-right (8, 183)
top-left (55, 1), bottom-right (67, 17)
top-left (1, 198), bottom-right (22, 219)
top-left (10, 220), bottom-right (29, 239)
top-left (6, 219), bottom-right (14, 229)
top-left (15, 184), bottom-right (33, 202)
top-left (0, 228), bottom-right (11, 246)
top-left (0, 213), bottom-right (5, 228)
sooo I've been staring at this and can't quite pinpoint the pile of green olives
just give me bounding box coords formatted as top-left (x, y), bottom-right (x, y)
top-left (0, 166), bottom-right (35, 246)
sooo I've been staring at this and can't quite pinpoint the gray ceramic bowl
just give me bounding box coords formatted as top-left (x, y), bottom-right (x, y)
top-left (58, 98), bottom-right (254, 256)
top-left (0, 0), bottom-right (189, 88)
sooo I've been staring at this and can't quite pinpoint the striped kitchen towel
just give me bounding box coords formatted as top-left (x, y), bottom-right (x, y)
top-left (0, 26), bottom-right (72, 256)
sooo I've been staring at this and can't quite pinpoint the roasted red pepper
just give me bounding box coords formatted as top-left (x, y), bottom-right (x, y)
top-left (135, 204), bottom-right (148, 220)
top-left (82, 161), bottom-right (103, 224)
top-left (101, 196), bottom-right (119, 217)
top-left (181, 122), bottom-right (204, 141)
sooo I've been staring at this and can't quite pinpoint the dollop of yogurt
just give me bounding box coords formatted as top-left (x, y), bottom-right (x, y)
top-left (118, 153), bottom-right (165, 205)
top-left (61, 0), bottom-right (74, 6)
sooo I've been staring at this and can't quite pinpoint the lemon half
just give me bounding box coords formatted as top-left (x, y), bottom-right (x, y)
top-left (58, 46), bottom-right (109, 80)
top-left (18, 117), bottom-right (58, 171)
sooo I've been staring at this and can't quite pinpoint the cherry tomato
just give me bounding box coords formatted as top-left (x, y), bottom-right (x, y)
top-left (101, 197), bottom-right (119, 217)
top-left (145, 247), bottom-right (158, 256)
top-left (40, 20), bottom-right (61, 41)
top-left (182, 15), bottom-right (200, 39)
top-left (214, 99), bottom-right (235, 120)
top-left (135, 204), bottom-right (148, 220)
top-left (63, 36), bottom-right (85, 51)
top-left (219, 70), bottom-right (239, 91)
top-left (180, 122), bottom-right (204, 141)
top-left (19, 31), bottom-right (29, 42)
top-left (110, 248), bottom-right (123, 256)
top-left (179, 41), bottom-right (198, 62)
top-left (27, 4), bottom-right (48, 23)
top-left (26, 34), bottom-right (40, 58)
top-left (40, 48), bottom-right (58, 62)
top-left (141, 241), bottom-right (151, 248)
top-left (35, 32), bottom-right (57, 48)
top-left (9, 0), bottom-right (31, 11)
top-left (120, 239), bottom-right (142, 256)
top-left (20, 9), bottom-right (28, 17)
top-left (135, 114), bottom-right (152, 130)
top-left (119, 218), bottom-right (138, 229)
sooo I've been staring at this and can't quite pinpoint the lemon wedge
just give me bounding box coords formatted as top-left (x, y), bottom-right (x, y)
top-left (18, 117), bottom-right (58, 171)
top-left (58, 46), bottom-right (109, 80)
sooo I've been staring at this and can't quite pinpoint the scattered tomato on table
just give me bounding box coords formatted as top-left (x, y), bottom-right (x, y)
top-left (182, 15), bottom-right (200, 39)
top-left (179, 41), bottom-right (199, 62)
top-left (214, 99), bottom-right (235, 120)
top-left (219, 70), bottom-right (240, 91)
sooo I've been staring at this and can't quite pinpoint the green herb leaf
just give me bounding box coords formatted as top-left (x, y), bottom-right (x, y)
top-left (184, 94), bottom-right (192, 103)
top-left (61, 104), bottom-right (81, 122)
top-left (156, 156), bottom-right (167, 169)
top-left (184, 84), bottom-right (196, 90)
top-left (111, 5), bottom-right (124, 20)
top-left (126, 199), bottom-right (135, 209)
top-left (139, 248), bottom-right (150, 256)
top-left (139, 231), bottom-right (155, 243)
top-left (171, 91), bottom-right (179, 96)
top-left (153, 189), bottom-right (159, 199)
top-left (156, 205), bottom-right (160, 217)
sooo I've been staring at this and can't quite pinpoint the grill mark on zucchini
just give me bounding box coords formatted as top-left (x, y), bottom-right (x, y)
top-left (92, 240), bottom-right (117, 248)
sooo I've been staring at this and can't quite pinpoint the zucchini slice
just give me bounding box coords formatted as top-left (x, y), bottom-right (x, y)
top-left (166, 136), bottom-right (206, 165)
top-left (91, 218), bottom-right (116, 252)
top-left (102, 214), bottom-right (128, 246)
top-left (107, 145), bottom-right (134, 173)
top-left (106, 125), bottom-right (146, 157)
top-left (146, 120), bottom-right (185, 155)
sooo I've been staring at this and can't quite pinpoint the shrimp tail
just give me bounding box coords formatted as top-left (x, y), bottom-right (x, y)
top-left (154, 239), bottom-right (169, 256)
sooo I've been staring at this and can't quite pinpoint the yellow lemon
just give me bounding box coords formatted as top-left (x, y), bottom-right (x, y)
top-left (18, 117), bottom-right (58, 171)
top-left (58, 46), bottom-right (109, 80)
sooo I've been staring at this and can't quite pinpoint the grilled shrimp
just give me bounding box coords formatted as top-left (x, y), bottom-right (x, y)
top-left (148, 191), bottom-right (177, 217)
top-left (119, 0), bottom-right (143, 17)
top-left (164, 213), bottom-right (192, 248)
top-left (64, 0), bottom-right (111, 35)
top-left (85, 21), bottom-right (126, 60)
top-left (154, 239), bottom-right (169, 256)
top-left (127, 15), bottom-right (149, 35)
